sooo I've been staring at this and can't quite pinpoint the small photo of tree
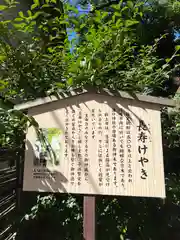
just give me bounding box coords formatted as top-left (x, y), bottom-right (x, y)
top-left (33, 128), bottom-right (62, 167)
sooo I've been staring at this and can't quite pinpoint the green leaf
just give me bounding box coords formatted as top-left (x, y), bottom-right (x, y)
top-left (55, 82), bottom-right (65, 88)
top-left (18, 11), bottom-right (24, 18)
top-left (0, 55), bottom-right (6, 61)
top-left (115, 12), bottom-right (121, 17)
top-left (120, 234), bottom-right (124, 240)
top-left (139, 12), bottom-right (143, 17)
top-left (121, 6), bottom-right (129, 13)
top-left (112, 4), bottom-right (120, 10)
top-left (80, 23), bottom-right (86, 29)
top-left (71, 18), bottom-right (79, 27)
top-left (125, 20), bottom-right (139, 27)
top-left (146, 64), bottom-right (155, 71)
top-left (175, 45), bottom-right (180, 51)
top-left (0, 5), bottom-right (7, 11)
top-left (0, 79), bottom-right (8, 89)
top-left (92, 58), bottom-right (102, 68)
top-left (42, 4), bottom-right (50, 8)
top-left (0, 20), bottom-right (10, 24)
top-left (32, 11), bottom-right (43, 19)
top-left (33, 0), bottom-right (40, 6)
top-left (4, 0), bottom-right (11, 4)
top-left (27, 10), bottom-right (32, 17)
top-left (102, 11), bottom-right (108, 19)
top-left (162, 64), bottom-right (168, 69)
top-left (31, 3), bottom-right (38, 10)
top-left (127, 1), bottom-right (133, 9)
top-left (116, 19), bottom-right (123, 27)
top-left (165, 58), bottom-right (171, 63)
top-left (67, 77), bottom-right (73, 86)
top-left (14, 17), bottom-right (23, 22)
top-left (95, 79), bottom-right (101, 85)
top-left (67, 5), bottom-right (78, 14)
top-left (13, 22), bottom-right (26, 29)
top-left (60, 20), bottom-right (69, 25)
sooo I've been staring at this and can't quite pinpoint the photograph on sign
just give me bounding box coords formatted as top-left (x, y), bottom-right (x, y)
top-left (33, 128), bottom-right (62, 167)
top-left (23, 93), bottom-right (166, 198)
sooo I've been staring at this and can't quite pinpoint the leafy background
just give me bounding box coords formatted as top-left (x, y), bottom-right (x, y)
top-left (1, 0), bottom-right (180, 239)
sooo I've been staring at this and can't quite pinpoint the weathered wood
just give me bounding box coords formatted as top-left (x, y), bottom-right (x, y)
top-left (14, 87), bottom-right (175, 111)
top-left (0, 203), bottom-right (16, 220)
top-left (83, 196), bottom-right (96, 240)
top-left (0, 167), bottom-right (16, 174)
top-left (0, 225), bottom-right (13, 238)
top-left (0, 194), bottom-right (15, 208)
top-left (4, 232), bottom-right (16, 240)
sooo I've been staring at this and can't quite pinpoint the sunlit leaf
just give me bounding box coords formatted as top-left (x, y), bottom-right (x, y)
top-left (31, 3), bottom-right (37, 10)
top-left (27, 10), bottom-right (32, 17)
top-left (18, 11), bottom-right (24, 18)
top-left (0, 55), bottom-right (6, 61)
top-left (0, 5), bottom-right (7, 11)
top-left (67, 5), bottom-right (78, 14)
top-left (125, 20), bottom-right (139, 27)
top-left (165, 58), bottom-right (171, 63)
top-left (33, 0), bottom-right (40, 6)
top-left (14, 17), bottom-right (23, 22)
top-left (175, 45), bottom-right (180, 51)
top-left (67, 77), bottom-right (73, 86)
top-left (32, 11), bottom-right (44, 19)
top-left (127, 1), bottom-right (133, 9)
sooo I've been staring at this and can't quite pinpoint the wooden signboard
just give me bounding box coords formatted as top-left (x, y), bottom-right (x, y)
top-left (15, 88), bottom-right (174, 198)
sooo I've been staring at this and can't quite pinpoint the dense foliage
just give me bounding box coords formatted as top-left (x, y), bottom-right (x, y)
top-left (1, 0), bottom-right (180, 239)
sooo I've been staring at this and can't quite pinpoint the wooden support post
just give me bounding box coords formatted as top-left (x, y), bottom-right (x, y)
top-left (83, 196), bottom-right (96, 240)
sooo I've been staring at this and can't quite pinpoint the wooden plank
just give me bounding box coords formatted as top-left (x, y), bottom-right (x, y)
top-left (4, 232), bottom-right (16, 240)
top-left (0, 178), bottom-right (16, 187)
top-left (0, 194), bottom-right (15, 208)
top-left (0, 225), bottom-right (13, 237)
top-left (14, 87), bottom-right (175, 110)
top-left (0, 203), bottom-right (15, 220)
top-left (83, 196), bottom-right (96, 240)
top-left (0, 167), bottom-right (16, 174)
top-left (0, 172), bottom-right (16, 181)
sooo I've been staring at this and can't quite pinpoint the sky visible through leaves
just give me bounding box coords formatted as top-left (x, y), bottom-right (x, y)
top-left (67, 0), bottom-right (90, 48)
top-left (67, 0), bottom-right (180, 45)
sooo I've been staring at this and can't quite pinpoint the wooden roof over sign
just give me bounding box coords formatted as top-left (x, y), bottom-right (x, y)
top-left (14, 87), bottom-right (175, 111)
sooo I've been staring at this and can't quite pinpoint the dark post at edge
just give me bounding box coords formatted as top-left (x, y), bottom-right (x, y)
top-left (83, 196), bottom-right (95, 240)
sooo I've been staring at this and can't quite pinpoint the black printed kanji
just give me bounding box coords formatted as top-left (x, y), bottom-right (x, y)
top-left (138, 120), bottom-right (148, 131)
top-left (138, 132), bottom-right (148, 143)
